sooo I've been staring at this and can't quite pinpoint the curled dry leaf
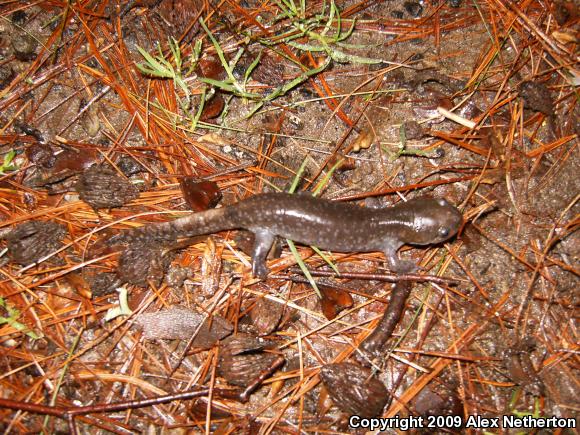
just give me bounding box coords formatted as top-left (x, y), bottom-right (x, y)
top-left (319, 285), bottom-right (353, 321)
top-left (25, 148), bottom-right (98, 188)
top-left (78, 99), bottom-right (100, 137)
top-left (197, 55), bottom-right (227, 81)
top-left (136, 306), bottom-right (233, 346)
top-left (4, 221), bottom-right (68, 265)
top-left (351, 128), bottom-right (375, 153)
top-left (249, 296), bottom-right (284, 335)
top-left (200, 94), bottom-right (225, 121)
top-left (75, 164), bottom-right (139, 209)
top-left (197, 133), bottom-right (230, 146)
top-left (179, 178), bottom-right (222, 212)
top-left (320, 362), bottom-right (389, 418)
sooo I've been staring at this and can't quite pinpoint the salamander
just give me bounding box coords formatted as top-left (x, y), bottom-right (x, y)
top-left (117, 193), bottom-right (463, 278)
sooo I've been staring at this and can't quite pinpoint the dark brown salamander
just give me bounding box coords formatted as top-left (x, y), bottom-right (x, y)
top-left (118, 193), bottom-right (463, 278)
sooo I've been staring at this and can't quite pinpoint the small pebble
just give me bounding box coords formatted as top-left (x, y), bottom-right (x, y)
top-left (0, 65), bottom-right (14, 90)
top-left (11, 10), bottom-right (27, 25)
top-left (12, 33), bottom-right (38, 61)
top-left (404, 1), bottom-right (423, 17)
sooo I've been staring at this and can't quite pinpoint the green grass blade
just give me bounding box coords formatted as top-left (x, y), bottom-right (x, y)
top-left (198, 77), bottom-right (259, 98)
top-left (310, 246), bottom-right (340, 275)
top-left (287, 156), bottom-right (309, 193)
top-left (199, 18), bottom-right (244, 94)
top-left (287, 239), bottom-right (322, 298)
top-left (244, 51), bottom-right (263, 87)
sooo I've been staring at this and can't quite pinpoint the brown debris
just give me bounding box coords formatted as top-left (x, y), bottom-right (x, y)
top-left (75, 164), bottom-right (139, 209)
top-left (0, 64), bottom-right (14, 90)
top-left (25, 148), bottom-right (99, 189)
top-left (136, 306), bottom-right (233, 346)
top-left (218, 333), bottom-right (283, 388)
top-left (319, 285), bottom-right (353, 320)
top-left (12, 33), bottom-right (38, 62)
top-left (4, 221), bottom-right (68, 265)
top-left (156, 0), bottom-right (204, 41)
top-left (504, 337), bottom-right (545, 396)
top-left (519, 80), bottom-right (555, 116)
top-left (1, 0), bottom-right (578, 431)
top-left (249, 297), bottom-right (284, 335)
top-left (117, 242), bottom-right (173, 287)
top-left (412, 384), bottom-right (463, 417)
top-left (164, 264), bottom-right (192, 288)
top-left (252, 52), bottom-right (287, 87)
top-left (402, 120), bottom-right (426, 140)
top-left (86, 272), bottom-right (122, 297)
top-left (116, 156), bottom-right (144, 177)
top-left (320, 362), bottom-right (389, 418)
top-left (25, 143), bottom-right (55, 168)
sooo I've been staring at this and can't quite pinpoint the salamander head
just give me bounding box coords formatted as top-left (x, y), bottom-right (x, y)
top-left (406, 197), bottom-right (463, 245)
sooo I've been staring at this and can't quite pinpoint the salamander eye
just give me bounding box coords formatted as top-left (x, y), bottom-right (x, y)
top-left (438, 227), bottom-right (450, 238)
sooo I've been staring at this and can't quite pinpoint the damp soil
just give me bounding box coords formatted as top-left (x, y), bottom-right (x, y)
top-left (0, 1), bottom-right (578, 433)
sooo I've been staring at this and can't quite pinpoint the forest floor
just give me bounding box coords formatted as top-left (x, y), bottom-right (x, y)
top-left (0, 0), bottom-right (578, 433)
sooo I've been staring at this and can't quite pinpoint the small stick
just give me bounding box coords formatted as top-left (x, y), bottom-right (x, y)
top-left (281, 268), bottom-right (461, 286)
top-left (239, 356), bottom-right (286, 403)
top-left (0, 388), bottom-right (241, 434)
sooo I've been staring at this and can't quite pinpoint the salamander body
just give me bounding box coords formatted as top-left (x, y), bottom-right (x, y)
top-left (121, 193), bottom-right (463, 278)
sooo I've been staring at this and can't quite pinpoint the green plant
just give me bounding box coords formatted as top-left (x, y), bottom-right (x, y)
top-left (266, 0), bottom-right (382, 65)
top-left (136, 37), bottom-right (192, 97)
top-left (198, 18), bottom-right (332, 118)
top-left (0, 150), bottom-right (17, 174)
top-left (384, 124), bottom-right (441, 161)
top-left (136, 38), bottom-right (206, 129)
top-left (0, 296), bottom-right (41, 339)
top-left (507, 397), bottom-right (544, 435)
top-left (135, 2), bottom-right (379, 128)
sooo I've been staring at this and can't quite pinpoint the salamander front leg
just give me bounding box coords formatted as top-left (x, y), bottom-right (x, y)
top-left (251, 230), bottom-right (275, 279)
top-left (383, 242), bottom-right (416, 274)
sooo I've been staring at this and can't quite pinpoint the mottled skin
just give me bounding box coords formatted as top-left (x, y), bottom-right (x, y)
top-left (122, 193), bottom-right (463, 278)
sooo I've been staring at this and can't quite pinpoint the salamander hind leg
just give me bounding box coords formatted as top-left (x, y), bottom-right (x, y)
top-left (251, 230), bottom-right (275, 279)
